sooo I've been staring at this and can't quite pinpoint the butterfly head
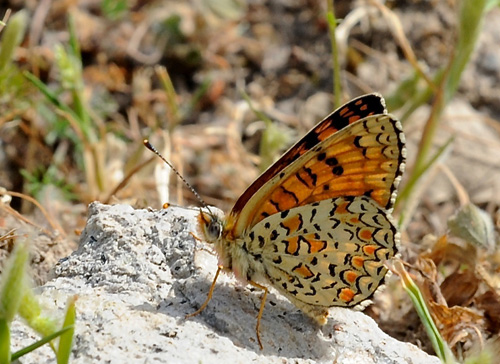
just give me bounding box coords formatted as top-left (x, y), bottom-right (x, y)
top-left (198, 209), bottom-right (225, 243)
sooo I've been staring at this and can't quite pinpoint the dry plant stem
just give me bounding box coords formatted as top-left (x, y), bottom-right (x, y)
top-left (0, 108), bottom-right (25, 128)
top-left (0, 203), bottom-right (54, 238)
top-left (28, 0), bottom-right (52, 49)
top-left (413, 73), bottom-right (446, 175)
top-left (370, 1), bottom-right (435, 89)
top-left (0, 229), bottom-right (17, 247)
top-left (2, 190), bottom-right (66, 237)
top-left (439, 164), bottom-right (469, 206)
top-left (55, 108), bottom-right (103, 198)
top-left (0, 8), bottom-right (11, 29)
top-left (127, 20), bottom-right (165, 64)
top-left (102, 156), bottom-right (155, 204)
top-left (155, 66), bottom-right (180, 131)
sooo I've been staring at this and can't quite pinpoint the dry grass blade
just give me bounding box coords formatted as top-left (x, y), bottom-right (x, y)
top-left (0, 189), bottom-right (65, 238)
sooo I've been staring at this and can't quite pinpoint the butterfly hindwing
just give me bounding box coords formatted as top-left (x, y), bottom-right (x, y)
top-left (244, 196), bottom-right (398, 311)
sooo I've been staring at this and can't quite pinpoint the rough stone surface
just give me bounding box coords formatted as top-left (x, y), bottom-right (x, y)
top-left (11, 202), bottom-right (441, 364)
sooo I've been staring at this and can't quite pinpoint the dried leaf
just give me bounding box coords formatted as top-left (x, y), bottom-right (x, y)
top-left (440, 270), bottom-right (479, 307)
top-left (475, 290), bottom-right (500, 334)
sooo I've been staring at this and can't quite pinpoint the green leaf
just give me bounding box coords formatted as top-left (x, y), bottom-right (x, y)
top-left (0, 10), bottom-right (28, 72)
top-left (448, 203), bottom-right (495, 251)
top-left (18, 289), bottom-right (58, 338)
top-left (0, 240), bottom-right (29, 322)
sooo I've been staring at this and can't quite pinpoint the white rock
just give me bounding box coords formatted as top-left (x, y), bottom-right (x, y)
top-left (10, 202), bottom-right (440, 364)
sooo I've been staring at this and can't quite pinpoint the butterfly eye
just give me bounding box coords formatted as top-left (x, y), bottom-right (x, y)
top-left (207, 219), bottom-right (222, 239)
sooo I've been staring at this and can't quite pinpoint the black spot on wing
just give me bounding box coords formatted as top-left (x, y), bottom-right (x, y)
top-left (309, 208), bottom-right (317, 223)
top-left (328, 263), bottom-right (336, 277)
top-left (304, 285), bottom-right (316, 296)
top-left (325, 157), bottom-right (338, 166)
top-left (270, 230), bottom-right (278, 241)
top-left (302, 133), bottom-right (321, 150)
top-left (353, 136), bottom-right (362, 148)
top-left (258, 235), bottom-right (266, 248)
top-left (332, 165), bottom-right (344, 176)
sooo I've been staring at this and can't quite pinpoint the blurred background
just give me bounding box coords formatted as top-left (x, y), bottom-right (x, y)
top-left (0, 0), bottom-right (499, 359)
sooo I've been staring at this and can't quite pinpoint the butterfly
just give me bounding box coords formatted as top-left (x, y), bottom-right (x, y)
top-left (187, 93), bottom-right (406, 349)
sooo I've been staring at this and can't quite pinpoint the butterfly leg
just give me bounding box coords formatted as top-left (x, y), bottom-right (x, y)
top-left (186, 265), bottom-right (223, 318)
top-left (248, 280), bottom-right (269, 350)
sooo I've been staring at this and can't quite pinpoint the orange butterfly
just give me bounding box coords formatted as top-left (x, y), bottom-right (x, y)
top-left (186, 93), bottom-right (405, 349)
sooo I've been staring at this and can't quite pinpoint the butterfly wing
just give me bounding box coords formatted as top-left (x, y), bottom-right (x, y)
top-left (227, 112), bottom-right (406, 237)
top-left (244, 196), bottom-right (397, 311)
top-left (230, 93), bottom-right (387, 224)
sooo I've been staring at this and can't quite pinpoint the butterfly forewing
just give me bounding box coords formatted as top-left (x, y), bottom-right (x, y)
top-left (229, 114), bottom-right (405, 236)
top-left (244, 196), bottom-right (398, 309)
top-left (230, 93), bottom-right (387, 223)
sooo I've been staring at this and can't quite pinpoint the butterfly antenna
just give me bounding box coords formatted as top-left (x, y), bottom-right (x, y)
top-left (143, 139), bottom-right (211, 212)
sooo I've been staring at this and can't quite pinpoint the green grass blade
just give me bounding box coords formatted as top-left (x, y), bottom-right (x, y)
top-left (10, 325), bottom-right (74, 361)
top-left (445, 0), bottom-right (487, 102)
top-left (67, 13), bottom-right (81, 63)
top-left (101, 0), bottom-right (128, 20)
top-left (395, 261), bottom-right (457, 364)
top-left (155, 65), bottom-right (180, 131)
top-left (397, 135), bottom-right (453, 209)
top-left (0, 318), bottom-right (10, 364)
top-left (23, 71), bottom-right (80, 121)
top-left (56, 297), bottom-right (76, 364)
top-left (326, 1), bottom-right (341, 107)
